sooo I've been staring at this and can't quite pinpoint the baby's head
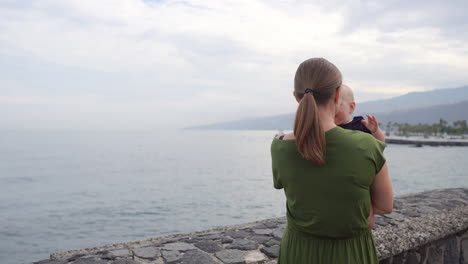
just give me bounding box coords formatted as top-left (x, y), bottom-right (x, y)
top-left (335, 84), bottom-right (356, 125)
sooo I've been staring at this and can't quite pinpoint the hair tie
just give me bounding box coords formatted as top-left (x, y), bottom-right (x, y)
top-left (304, 88), bottom-right (314, 94)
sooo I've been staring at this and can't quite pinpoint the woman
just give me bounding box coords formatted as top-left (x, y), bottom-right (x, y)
top-left (271, 58), bottom-right (393, 263)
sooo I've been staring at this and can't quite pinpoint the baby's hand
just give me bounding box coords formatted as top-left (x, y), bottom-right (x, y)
top-left (361, 114), bottom-right (380, 134)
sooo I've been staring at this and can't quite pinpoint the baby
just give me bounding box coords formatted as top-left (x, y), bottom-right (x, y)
top-left (335, 84), bottom-right (385, 228)
top-left (335, 84), bottom-right (385, 142)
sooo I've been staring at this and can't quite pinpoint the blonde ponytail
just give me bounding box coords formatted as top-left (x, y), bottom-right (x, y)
top-left (294, 92), bottom-right (325, 165)
top-left (293, 58), bottom-right (342, 165)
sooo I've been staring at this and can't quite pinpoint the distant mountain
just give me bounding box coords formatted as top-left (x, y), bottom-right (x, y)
top-left (355, 85), bottom-right (468, 115)
top-left (188, 85), bottom-right (468, 130)
top-left (376, 100), bottom-right (468, 125)
top-left (189, 113), bottom-right (294, 130)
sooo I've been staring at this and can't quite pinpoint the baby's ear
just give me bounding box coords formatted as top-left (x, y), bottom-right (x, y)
top-left (350, 102), bottom-right (356, 112)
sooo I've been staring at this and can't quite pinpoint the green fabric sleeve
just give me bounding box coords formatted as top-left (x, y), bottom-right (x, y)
top-left (271, 140), bottom-right (283, 189)
top-left (272, 167), bottom-right (283, 189)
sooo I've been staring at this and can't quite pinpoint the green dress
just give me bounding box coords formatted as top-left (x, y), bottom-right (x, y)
top-left (271, 126), bottom-right (386, 264)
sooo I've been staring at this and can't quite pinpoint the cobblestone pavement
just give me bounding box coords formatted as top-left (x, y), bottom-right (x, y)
top-left (34, 188), bottom-right (468, 264)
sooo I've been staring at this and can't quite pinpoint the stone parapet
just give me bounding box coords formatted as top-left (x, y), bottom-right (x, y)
top-left (34, 188), bottom-right (468, 264)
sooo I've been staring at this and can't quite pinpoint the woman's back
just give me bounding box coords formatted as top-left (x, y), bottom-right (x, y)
top-left (272, 57), bottom-right (392, 263)
top-left (271, 127), bottom-right (386, 263)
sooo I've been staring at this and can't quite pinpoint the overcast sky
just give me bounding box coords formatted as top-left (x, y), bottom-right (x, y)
top-left (1, 0), bottom-right (467, 130)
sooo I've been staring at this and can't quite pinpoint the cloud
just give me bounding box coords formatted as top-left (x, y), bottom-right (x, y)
top-left (337, 0), bottom-right (468, 35)
top-left (0, 0), bottom-right (467, 129)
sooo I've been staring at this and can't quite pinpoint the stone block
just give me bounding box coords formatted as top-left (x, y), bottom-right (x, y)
top-left (178, 250), bottom-right (217, 264)
top-left (33, 260), bottom-right (67, 264)
top-left (215, 249), bottom-right (246, 264)
top-left (249, 235), bottom-right (271, 244)
top-left (264, 222), bottom-right (279, 229)
top-left (245, 251), bottom-right (267, 263)
top-left (383, 212), bottom-right (406, 221)
top-left (460, 229), bottom-right (468, 239)
top-left (162, 242), bottom-right (197, 251)
top-left (264, 239), bottom-right (280, 247)
top-left (456, 229), bottom-right (467, 238)
top-left (405, 251), bottom-right (420, 264)
top-left (253, 229), bottom-right (273, 235)
top-left (429, 203), bottom-right (448, 210)
top-left (416, 206), bottom-right (439, 214)
top-left (393, 200), bottom-right (404, 209)
top-left (443, 237), bottom-right (459, 264)
top-left (226, 239), bottom-right (258, 250)
top-left (447, 199), bottom-right (466, 206)
top-left (194, 240), bottom-right (223, 253)
top-left (261, 245), bottom-right (280, 258)
top-left (111, 248), bottom-right (132, 258)
top-left (222, 237), bottom-right (234, 244)
top-left (224, 230), bottom-right (251, 239)
top-left (272, 228), bottom-right (284, 240)
top-left (102, 248), bottom-right (131, 259)
top-left (161, 250), bottom-right (183, 263)
top-left (400, 209), bottom-right (421, 217)
top-left (113, 259), bottom-right (140, 264)
top-left (251, 223), bottom-right (268, 229)
top-left (199, 233), bottom-right (223, 240)
top-left (70, 258), bottom-right (108, 264)
top-left (378, 257), bottom-right (391, 264)
top-left (375, 216), bottom-right (390, 226)
top-left (66, 253), bottom-right (87, 262)
top-left (427, 246), bottom-right (444, 264)
top-left (182, 237), bottom-right (198, 244)
top-left (462, 238), bottom-right (468, 264)
top-left (418, 245), bottom-right (428, 263)
top-left (392, 252), bottom-right (405, 264)
top-left (133, 246), bottom-right (160, 260)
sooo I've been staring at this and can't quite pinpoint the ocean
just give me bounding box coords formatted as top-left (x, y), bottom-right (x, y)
top-left (1, 129), bottom-right (467, 264)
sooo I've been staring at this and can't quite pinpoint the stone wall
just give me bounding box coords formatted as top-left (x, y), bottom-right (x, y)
top-left (375, 188), bottom-right (468, 264)
top-left (379, 230), bottom-right (468, 264)
top-left (34, 188), bottom-right (468, 264)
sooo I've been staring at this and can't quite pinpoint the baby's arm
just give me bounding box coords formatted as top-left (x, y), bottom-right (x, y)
top-left (361, 114), bottom-right (385, 142)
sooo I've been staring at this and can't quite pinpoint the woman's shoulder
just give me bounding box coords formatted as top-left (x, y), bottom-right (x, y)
top-left (274, 132), bottom-right (295, 140)
top-left (333, 127), bottom-right (384, 149)
top-left (271, 132), bottom-right (296, 155)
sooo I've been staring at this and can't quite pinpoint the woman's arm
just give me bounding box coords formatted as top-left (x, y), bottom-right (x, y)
top-left (370, 162), bottom-right (393, 214)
